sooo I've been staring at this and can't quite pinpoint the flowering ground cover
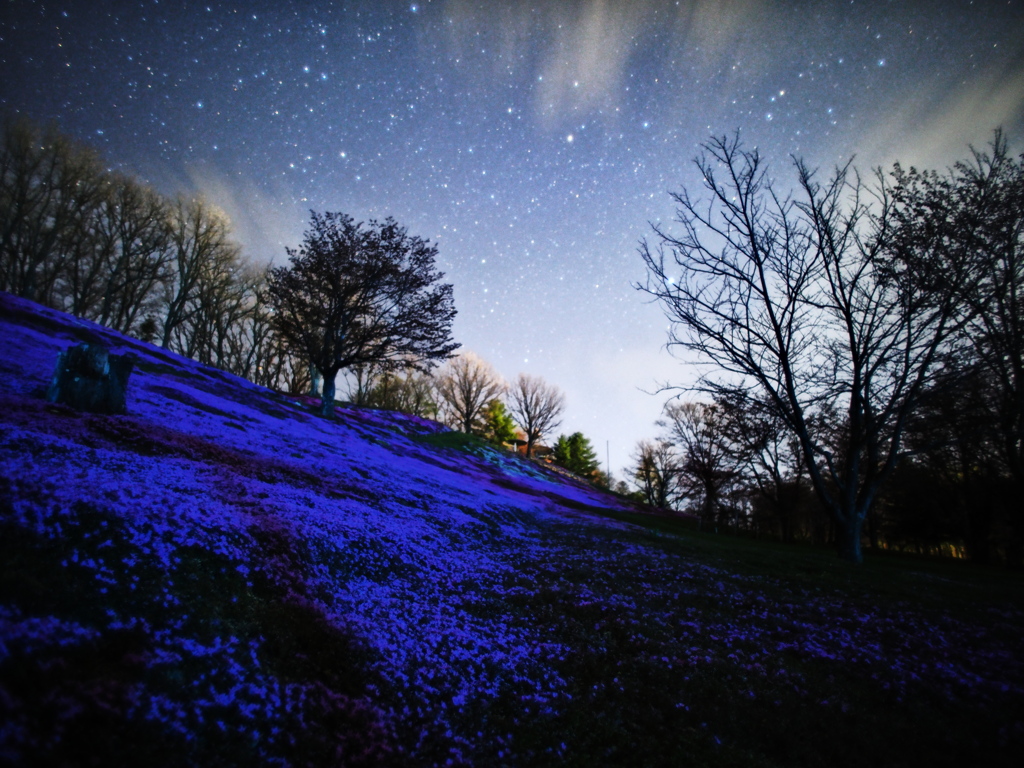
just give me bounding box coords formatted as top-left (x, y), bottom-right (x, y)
top-left (1, 290), bottom-right (1023, 767)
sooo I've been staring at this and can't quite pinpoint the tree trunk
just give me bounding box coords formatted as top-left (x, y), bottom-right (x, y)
top-left (309, 364), bottom-right (321, 397)
top-left (319, 369), bottom-right (337, 417)
top-left (835, 513), bottom-right (865, 563)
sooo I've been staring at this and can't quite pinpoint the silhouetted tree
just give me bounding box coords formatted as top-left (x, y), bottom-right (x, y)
top-left (507, 373), bottom-right (565, 457)
top-left (663, 402), bottom-right (735, 528)
top-left (435, 351), bottom-right (505, 434)
top-left (714, 388), bottom-right (806, 541)
top-left (639, 133), bottom-right (968, 562)
top-left (268, 211), bottom-right (458, 416)
top-left (0, 116), bottom-right (313, 397)
top-left (630, 438), bottom-right (683, 509)
top-left (90, 176), bottom-right (172, 335)
top-left (160, 196), bottom-right (240, 352)
top-left (880, 366), bottom-right (1001, 559)
top-left (0, 116), bottom-right (106, 304)
top-left (891, 132), bottom-right (1024, 565)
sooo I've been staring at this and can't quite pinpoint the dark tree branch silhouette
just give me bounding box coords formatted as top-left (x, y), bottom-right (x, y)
top-left (435, 351), bottom-right (506, 434)
top-left (893, 131), bottom-right (1024, 565)
top-left (268, 211), bottom-right (458, 417)
top-left (507, 373), bottom-right (565, 458)
top-left (663, 401), bottom-right (735, 528)
top-left (630, 438), bottom-right (684, 510)
top-left (638, 133), bottom-right (968, 562)
top-left (0, 116), bottom-right (106, 305)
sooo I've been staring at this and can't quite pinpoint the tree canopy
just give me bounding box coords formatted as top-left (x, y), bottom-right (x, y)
top-left (268, 211), bottom-right (459, 416)
top-left (552, 432), bottom-right (600, 478)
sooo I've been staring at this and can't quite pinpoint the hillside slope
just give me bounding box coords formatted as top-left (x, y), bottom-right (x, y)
top-left (2, 291), bottom-right (1023, 767)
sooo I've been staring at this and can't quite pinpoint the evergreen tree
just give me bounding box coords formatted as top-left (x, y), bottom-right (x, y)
top-left (480, 398), bottom-right (517, 447)
top-left (552, 432), bottom-right (600, 477)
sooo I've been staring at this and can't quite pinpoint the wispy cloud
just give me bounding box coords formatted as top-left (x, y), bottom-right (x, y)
top-left (849, 59), bottom-right (1024, 172)
top-left (438, 0), bottom-right (772, 130)
top-left (181, 163), bottom-right (305, 267)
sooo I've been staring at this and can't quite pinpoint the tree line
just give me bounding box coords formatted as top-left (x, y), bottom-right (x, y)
top-left (0, 116), bottom-right (600, 478)
top-left (635, 131), bottom-right (1024, 566)
top-left (334, 350), bottom-right (606, 481)
top-left (0, 115), bottom-right (313, 393)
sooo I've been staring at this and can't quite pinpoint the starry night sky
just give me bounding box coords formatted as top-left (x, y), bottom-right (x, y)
top-left (3, 0), bottom-right (1023, 477)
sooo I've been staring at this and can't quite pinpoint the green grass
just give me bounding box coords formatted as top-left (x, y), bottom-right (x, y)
top-left (593, 507), bottom-right (1024, 614)
top-left (411, 429), bottom-right (495, 452)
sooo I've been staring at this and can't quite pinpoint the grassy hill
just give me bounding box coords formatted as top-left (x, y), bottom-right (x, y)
top-left (1, 291), bottom-right (1023, 767)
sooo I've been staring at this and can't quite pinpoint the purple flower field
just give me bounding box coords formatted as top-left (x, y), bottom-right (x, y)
top-left (1, 291), bottom-right (1023, 767)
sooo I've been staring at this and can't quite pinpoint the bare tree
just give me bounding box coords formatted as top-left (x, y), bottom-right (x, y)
top-left (663, 402), bottom-right (736, 527)
top-left (182, 243), bottom-right (249, 367)
top-left (93, 176), bottom-right (172, 335)
top-left (366, 369), bottom-right (439, 418)
top-left (54, 173), bottom-right (173, 334)
top-left (507, 373), bottom-right (565, 457)
top-left (207, 263), bottom-right (275, 379)
top-left (0, 117), bottom-right (106, 305)
top-left (714, 388), bottom-right (808, 541)
top-left (342, 363), bottom-right (384, 406)
top-left (630, 438), bottom-right (683, 510)
top-left (0, 116), bottom-right (321, 400)
top-left (160, 196), bottom-right (240, 351)
top-left (435, 351), bottom-right (506, 433)
top-left (638, 133), bottom-right (968, 562)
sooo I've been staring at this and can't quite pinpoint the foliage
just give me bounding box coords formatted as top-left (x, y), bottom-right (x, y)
top-left (552, 431), bottom-right (601, 478)
top-left (886, 132), bottom-right (1024, 565)
top-left (267, 211), bottom-right (459, 417)
top-left (479, 398), bottom-right (518, 447)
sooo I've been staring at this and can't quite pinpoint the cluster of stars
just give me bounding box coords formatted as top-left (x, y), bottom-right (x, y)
top-left (1, 0), bottom-right (1021, 471)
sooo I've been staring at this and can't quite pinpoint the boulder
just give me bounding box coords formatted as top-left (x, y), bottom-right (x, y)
top-left (46, 343), bottom-right (136, 414)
